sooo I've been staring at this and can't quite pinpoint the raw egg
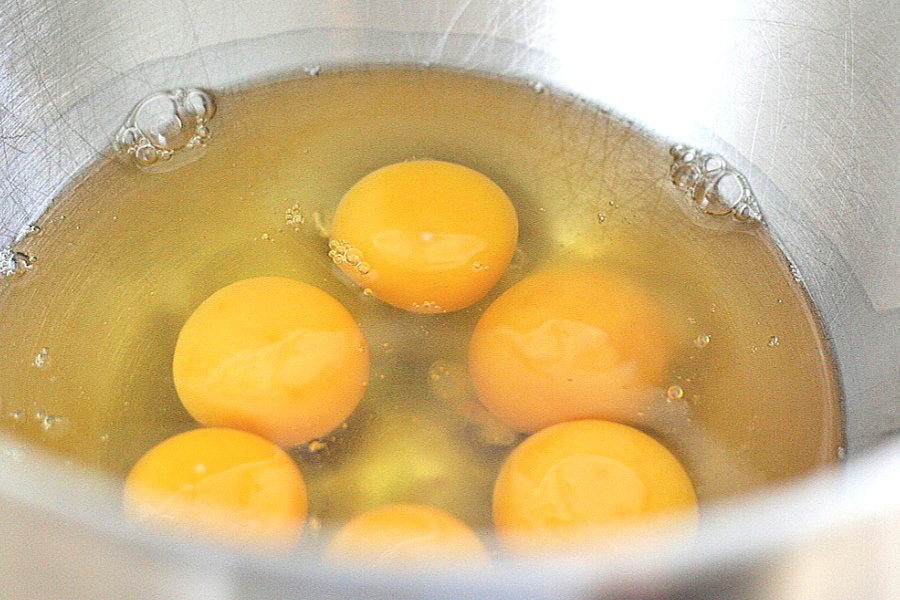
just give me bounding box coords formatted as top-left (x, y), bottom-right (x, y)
top-left (329, 160), bottom-right (518, 313)
top-left (172, 277), bottom-right (369, 446)
top-left (492, 420), bottom-right (697, 554)
top-left (123, 427), bottom-right (308, 551)
top-left (468, 268), bottom-right (673, 432)
top-left (324, 503), bottom-right (490, 566)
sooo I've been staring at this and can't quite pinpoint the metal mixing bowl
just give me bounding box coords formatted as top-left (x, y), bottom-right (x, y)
top-left (1, 1), bottom-right (898, 598)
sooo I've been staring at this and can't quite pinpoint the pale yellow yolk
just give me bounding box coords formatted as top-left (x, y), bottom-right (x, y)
top-left (329, 160), bottom-right (518, 313)
top-left (492, 420), bottom-right (697, 554)
top-left (172, 277), bottom-right (369, 446)
top-left (468, 268), bottom-right (673, 432)
top-left (123, 427), bottom-right (308, 552)
top-left (324, 503), bottom-right (491, 566)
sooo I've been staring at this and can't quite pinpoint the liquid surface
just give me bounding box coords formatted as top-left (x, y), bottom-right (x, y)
top-left (0, 67), bottom-right (841, 544)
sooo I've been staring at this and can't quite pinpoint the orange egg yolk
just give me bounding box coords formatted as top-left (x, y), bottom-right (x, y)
top-left (324, 503), bottom-right (491, 566)
top-left (468, 268), bottom-right (673, 432)
top-left (492, 420), bottom-right (697, 554)
top-left (123, 427), bottom-right (308, 551)
top-left (329, 160), bottom-right (518, 313)
top-left (172, 277), bottom-right (369, 446)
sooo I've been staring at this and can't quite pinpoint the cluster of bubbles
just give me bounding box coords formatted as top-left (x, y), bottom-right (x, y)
top-left (32, 347), bottom-right (49, 368)
top-left (6, 407), bottom-right (69, 437)
top-left (411, 300), bottom-right (442, 312)
top-left (285, 203), bottom-right (306, 227)
top-left (0, 249), bottom-right (34, 277)
top-left (669, 144), bottom-right (763, 223)
top-left (115, 88), bottom-right (216, 171)
top-left (328, 239), bottom-right (371, 275)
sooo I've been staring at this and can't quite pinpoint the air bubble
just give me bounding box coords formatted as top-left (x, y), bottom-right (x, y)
top-left (41, 414), bottom-right (67, 433)
top-left (135, 144), bottom-right (158, 165)
top-left (304, 66), bottom-right (321, 77)
top-left (767, 335), bottom-right (780, 348)
top-left (2, 250), bottom-right (35, 277)
top-left (530, 81), bottom-right (546, 93)
top-left (667, 385), bottom-right (684, 400)
top-left (732, 202), bottom-right (753, 222)
top-left (472, 261), bottom-right (484, 271)
top-left (7, 410), bottom-right (23, 422)
top-left (694, 334), bottom-right (711, 348)
top-left (596, 213), bottom-right (606, 223)
top-left (184, 89), bottom-right (214, 119)
top-left (328, 239), bottom-right (369, 274)
top-left (285, 203), bottom-right (306, 227)
top-left (670, 144), bottom-right (695, 162)
top-left (712, 172), bottom-right (744, 207)
top-left (671, 164), bottom-right (700, 189)
top-left (669, 144), bottom-right (763, 223)
top-left (705, 156), bottom-right (725, 172)
top-left (697, 176), bottom-right (736, 216)
top-left (116, 88), bottom-right (216, 172)
top-left (33, 347), bottom-right (49, 368)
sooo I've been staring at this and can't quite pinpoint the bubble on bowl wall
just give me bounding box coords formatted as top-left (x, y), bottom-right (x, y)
top-left (669, 144), bottom-right (763, 223)
top-left (115, 88), bottom-right (216, 172)
top-left (1, 249), bottom-right (35, 277)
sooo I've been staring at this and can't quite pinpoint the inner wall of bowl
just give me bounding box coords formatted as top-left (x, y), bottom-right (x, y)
top-left (0, 3), bottom-right (897, 600)
top-left (1, 0), bottom-right (895, 456)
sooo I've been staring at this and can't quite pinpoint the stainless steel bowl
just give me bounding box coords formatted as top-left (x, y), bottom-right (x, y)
top-left (2, 1), bottom-right (898, 597)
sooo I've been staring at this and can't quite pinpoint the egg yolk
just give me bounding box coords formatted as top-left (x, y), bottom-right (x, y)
top-left (468, 268), bottom-right (673, 432)
top-left (324, 503), bottom-right (491, 566)
top-left (329, 160), bottom-right (518, 313)
top-left (492, 420), bottom-right (697, 554)
top-left (172, 277), bottom-right (369, 446)
top-left (123, 427), bottom-right (308, 551)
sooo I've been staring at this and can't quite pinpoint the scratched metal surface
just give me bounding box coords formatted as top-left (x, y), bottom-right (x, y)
top-left (0, 0), bottom-right (899, 598)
